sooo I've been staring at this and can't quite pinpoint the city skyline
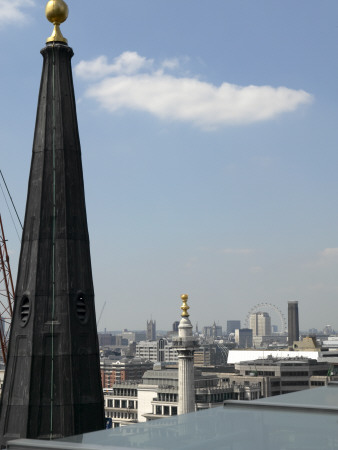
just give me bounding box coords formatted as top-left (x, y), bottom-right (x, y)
top-left (0, 1), bottom-right (338, 331)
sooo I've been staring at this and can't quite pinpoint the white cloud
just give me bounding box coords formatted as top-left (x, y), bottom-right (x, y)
top-left (74, 52), bottom-right (153, 80)
top-left (309, 248), bottom-right (338, 267)
top-left (75, 51), bottom-right (313, 129)
top-left (0, 0), bottom-right (34, 27)
top-left (161, 58), bottom-right (180, 71)
top-left (222, 248), bottom-right (254, 255)
top-left (320, 248), bottom-right (338, 258)
top-left (250, 266), bottom-right (263, 273)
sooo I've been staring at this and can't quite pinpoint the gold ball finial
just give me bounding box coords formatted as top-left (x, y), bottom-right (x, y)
top-left (180, 294), bottom-right (190, 317)
top-left (45, 0), bottom-right (69, 44)
top-left (46, 0), bottom-right (68, 24)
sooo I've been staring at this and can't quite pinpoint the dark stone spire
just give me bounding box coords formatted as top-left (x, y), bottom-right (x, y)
top-left (0, 40), bottom-right (105, 444)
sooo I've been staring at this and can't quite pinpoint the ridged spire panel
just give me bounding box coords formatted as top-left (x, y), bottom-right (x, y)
top-left (0, 42), bottom-right (105, 443)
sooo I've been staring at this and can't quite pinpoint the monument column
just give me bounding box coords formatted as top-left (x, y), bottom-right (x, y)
top-left (174, 295), bottom-right (199, 415)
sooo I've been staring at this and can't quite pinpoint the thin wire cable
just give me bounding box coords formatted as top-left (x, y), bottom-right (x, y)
top-left (0, 170), bottom-right (23, 230)
top-left (0, 182), bottom-right (21, 242)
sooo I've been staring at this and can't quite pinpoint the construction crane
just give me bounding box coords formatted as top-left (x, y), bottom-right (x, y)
top-left (0, 215), bottom-right (15, 363)
top-left (97, 301), bottom-right (106, 328)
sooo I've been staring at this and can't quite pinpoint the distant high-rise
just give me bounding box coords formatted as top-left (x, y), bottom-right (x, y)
top-left (288, 301), bottom-right (299, 346)
top-left (172, 321), bottom-right (179, 332)
top-left (227, 320), bottom-right (241, 334)
top-left (249, 312), bottom-right (271, 336)
top-left (203, 323), bottom-right (222, 338)
top-left (146, 320), bottom-right (156, 341)
top-left (235, 328), bottom-right (253, 348)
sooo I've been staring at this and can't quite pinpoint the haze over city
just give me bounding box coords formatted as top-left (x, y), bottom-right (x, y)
top-left (0, 1), bottom-right (338, 332)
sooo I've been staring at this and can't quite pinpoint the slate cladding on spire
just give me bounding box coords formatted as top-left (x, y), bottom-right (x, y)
top-left (0, 26), bottom-right (105, 445)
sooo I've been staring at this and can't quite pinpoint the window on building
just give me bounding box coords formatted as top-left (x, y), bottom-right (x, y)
top-left (281, 381), bottom-right (308, 387)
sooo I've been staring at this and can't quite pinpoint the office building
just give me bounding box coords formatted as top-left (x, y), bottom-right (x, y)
top-left (288, 301), bottom-right (300, 346)
top-left (194, 344), bottom-right (227, 366)
top-left (100, 358), bottom-right (153, 389)
top-left (235, 358), bottom-right (332, 396)
top-left (249, 312), bottom-right (272, 336)
top-left (104, 382), bottom-right (139, 428)
top-left (227, 320), bottom-right (241, 334)
top-left (122, 330), bottom-right (147, 343)
top-left (104, 364), bottom-right (238, 427)
top-left (98, 333), bottom-right (114, 346)
top-left (172, 321), bottom-right (179, 332)
top-left (235, 328), bottom-right (253, 348)
top-left (135, 338), bottom-right (178, 362)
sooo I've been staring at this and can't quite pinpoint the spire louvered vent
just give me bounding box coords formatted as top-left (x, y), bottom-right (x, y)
top-left (76, 293), bottom-right (87, 324)
top-left (20, 296), bottom-right (30, 326)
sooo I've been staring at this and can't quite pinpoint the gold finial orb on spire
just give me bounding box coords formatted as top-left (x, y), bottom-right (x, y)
top-left (45, 0), bottom-right (69, 44)
top-left (180, 294), bottom-right (190, 317)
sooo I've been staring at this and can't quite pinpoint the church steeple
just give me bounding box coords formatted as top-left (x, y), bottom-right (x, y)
top-left (0, 2), bottom-right (105, 443)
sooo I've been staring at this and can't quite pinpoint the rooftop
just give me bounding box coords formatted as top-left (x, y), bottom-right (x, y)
top-left (8, 384), bottom-right (338, 449)
top-left (237, 357), bottom-right (327, 366)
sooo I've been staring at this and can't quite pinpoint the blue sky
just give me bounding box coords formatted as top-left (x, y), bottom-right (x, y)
top-left (0, 1), bottom-right (338, 333)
